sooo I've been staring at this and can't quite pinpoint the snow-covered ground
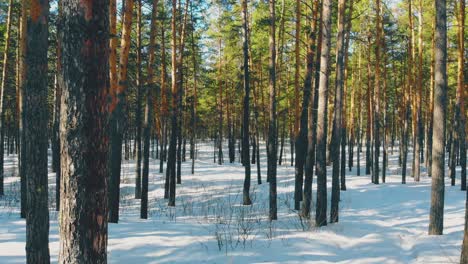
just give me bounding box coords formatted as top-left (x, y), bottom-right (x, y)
top-left (0, 142), bottom-right (466, 263)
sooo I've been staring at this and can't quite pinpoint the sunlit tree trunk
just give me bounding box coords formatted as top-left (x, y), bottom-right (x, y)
top-left (108, 0), bottom-right (134, 223)
top-left (292, 0), bottom-right (301, 197)
top-left (316, 0), bottom-right (332, 227)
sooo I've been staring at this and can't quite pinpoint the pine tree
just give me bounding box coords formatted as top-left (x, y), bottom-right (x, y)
top-left (58, 0), bottom-right (110, 261)
top-left (428, 0), bottom-right (447, 236)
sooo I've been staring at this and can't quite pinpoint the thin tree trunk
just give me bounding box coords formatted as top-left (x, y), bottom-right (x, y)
top-left (301, 0), bottom-right (320, 218)
top-left (18, 0), bottom-right (27, 218)
top-left (134, 0), bottom-right (143, 199)
top-left (241, 0), bottom-right (252, 205)
top-left (190, 6), bottom-right (197, 174)
top-left (330, 0), bottom-right (346, 223)
top-left (293, 0), bottom-right (312, 210)
top-left (373, 0), bottom-right (382, 185)
top-left (141, 0), bottom-right (159, 219)
top-left (268, 0), bottom-right (278, 221)
top-left (217, 39), bottom-right (224, 165)
top-left (456, 0), bottom-right (466, 190)
top-left (316, 0), bottom-right (332, 227)
top-left (0, 0), bottom-right (13, 197)
top-left (108, 0), bottom-right (134, 223)
top-left (167, 0), bottom-right (178, 207)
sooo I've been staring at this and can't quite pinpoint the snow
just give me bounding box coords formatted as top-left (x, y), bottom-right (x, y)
top-left (0, 142), bottom-right (466, 263)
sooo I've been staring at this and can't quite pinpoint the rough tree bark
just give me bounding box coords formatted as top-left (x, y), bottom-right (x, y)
top-left (24, 0), bottom-right (51, 262)
top-left (428, 0), bottom-right (447, 236)
top-left (58, 0), bottom-right (110, 261)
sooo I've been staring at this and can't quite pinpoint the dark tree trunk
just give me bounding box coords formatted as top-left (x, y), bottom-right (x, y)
top-left (141, 0), bottom-right (159, 219)
top-left (241, 0), bottom-right (252, 205)
top-left (315, 0), bottom-right (332, 227)
top-left (134, 0), bottom-right (143, 199)
top-left (167, 0), bottom-right (178, 207)
top-left (461, 188), bottom-right (468, 263)
top-left (330, 0), bottom-right (346, 223)
top-left (449, 124), bottom-right (457, 186)
top-left (304, 2), bottom-right (322, 217)
top-left (373, 0), bottom-right (382, 185)
top-left (267, 0), bottom-right (278, 221)
top-left (456, 0), bottom-right (466, 191)
top-left (18, 0), bottom-right (27, 218)
top-left (58, 0), bottom-right (110, 261)
top-left (108, 0), bottom-right (134, 224)
top-left (160, 13), bottom-right (168, 175)
top-left (278, 118), bottom-right (285, 165)
top-left (296, 0), bottom-right (318, 213)
top-left (428, 0), bottom-right (447, 236)
top-left (24, 1), bottom-right (51, 262)
top-left (53, 72), bottom-right (61, 211)
top-left (0, 0), bottom-right (13, 197)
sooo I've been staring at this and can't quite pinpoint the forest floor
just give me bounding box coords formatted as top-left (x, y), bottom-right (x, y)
top-left (0, 142), bottom-right (466, 263)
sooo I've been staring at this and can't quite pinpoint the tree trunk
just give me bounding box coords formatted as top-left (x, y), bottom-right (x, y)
top-left (0, 0), bottom-right (13, 197)
top-left (428, 0), bottom-right (447, 236)
top-left (190, 7), bottom-right (197, 174)
top-left (293, 0), bottom-right (312, 210)
top-left (108, 0), bottom-right (134, 223)
top-left (315, 0), bottom-right (332, 227)
top-left (461, 188), bottom-right (468, 262)
top-left (330, 0), bottom-right (346, 223)
top-left (160, 8), bottom-right (168, 175)
top-left (373, 0), bottom-right (382, 185)
top-left (167, 0), bottom-right (178, 206)
top-left (456, 0), bottom-right (466, 190)
top-left (365, 33), bottom-right (373, 176)
top-left (24, 0), bottom-right (51, 262)
top-left (58, 0), bottom-right (109, 261)
top-left (18, 0), bottom-right (27, 218)
top-left (134, 0), bottom-right (143, 199)
top-left (241, 0), bottom-right (252, 205)
top-left (141, 0), bottom-right (159, 219)
top-left (268, 0), bottom-right (278, 221)
top-left (217, 39), bottom-right (224, 165)
top-left (301, 0), bottom-right (320, 218)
